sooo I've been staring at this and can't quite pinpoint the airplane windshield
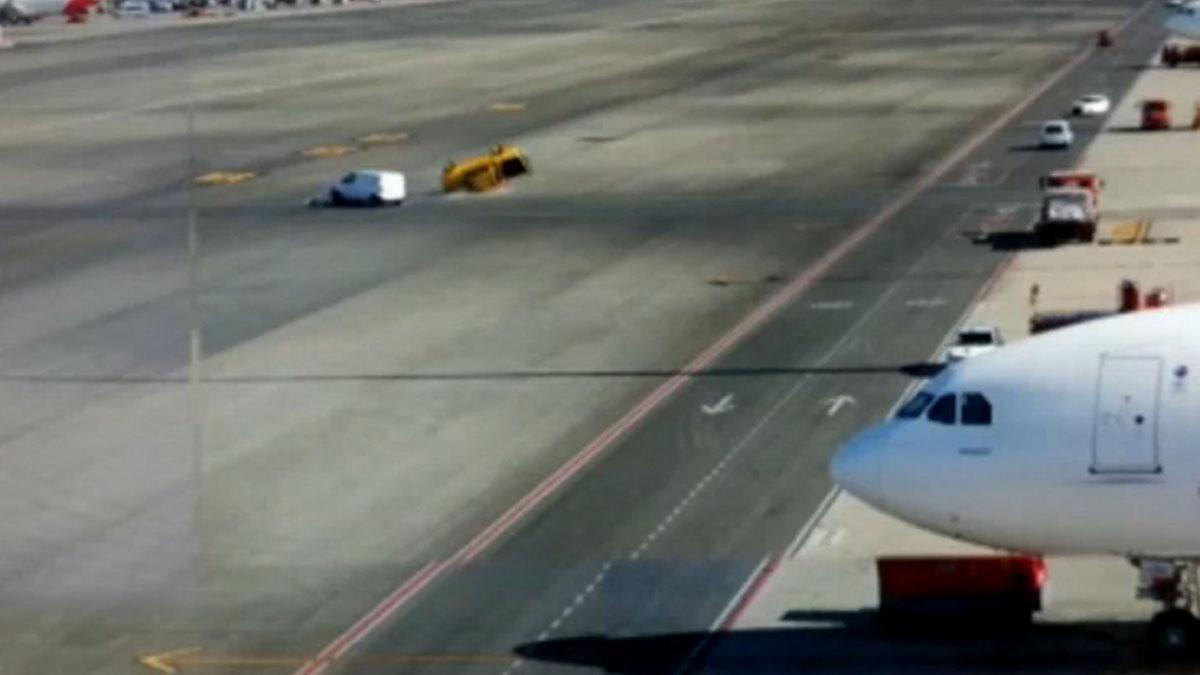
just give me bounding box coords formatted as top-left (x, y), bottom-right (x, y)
top-left (895, 391), bottom-right (935, 419)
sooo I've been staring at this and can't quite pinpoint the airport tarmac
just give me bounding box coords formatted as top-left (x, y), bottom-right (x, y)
top-left (0, 0), bottom-right (1162, 673)
top-left (704, 25), bottom-right (1200, 675)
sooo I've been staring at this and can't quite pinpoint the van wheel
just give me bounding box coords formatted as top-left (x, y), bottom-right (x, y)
top-left (368, 195), bottom-right (383, 207)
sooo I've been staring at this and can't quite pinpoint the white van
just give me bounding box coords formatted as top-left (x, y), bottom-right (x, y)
top-left (327, 170), bottom-right (406, 206)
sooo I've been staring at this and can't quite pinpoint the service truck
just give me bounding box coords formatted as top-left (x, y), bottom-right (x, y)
top-left (1035, 187), bottom-right (1097, 244)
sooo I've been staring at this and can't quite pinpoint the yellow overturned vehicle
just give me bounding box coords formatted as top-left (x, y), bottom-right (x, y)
top-left (442, 145), bottom-right (531, 193)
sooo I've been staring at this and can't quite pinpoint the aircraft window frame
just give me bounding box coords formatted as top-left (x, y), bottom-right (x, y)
top-left (927, 393), bottom-right (957, 425)
top-left (961, 392), bottom-right (992, 426)
top-left (895, 391), bottom-right (934, 419)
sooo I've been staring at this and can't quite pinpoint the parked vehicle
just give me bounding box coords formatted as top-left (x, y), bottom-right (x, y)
top-left (877, 556), bottom-right (1045, 624)
top-left (1162, 43), bottom-right (1200, 67)
top-left (1036, 187), bottom-right (1097, 243)
top-left (115, 0), bottom-right (150, 16)
top-left (1142, 99), bottom-right (1172, 130)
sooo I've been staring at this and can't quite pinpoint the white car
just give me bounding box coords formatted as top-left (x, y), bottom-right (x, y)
top-left (1072, 94), bottom-right (1111, 116)
top-left (115, 0), bottom-right (150, 15)
top-left (1038, 119), bottom-right (1074, 149)
top-left (324, 170), bottom-right (406, 206)
top-left (943, 324), bottom-right (1003, 363)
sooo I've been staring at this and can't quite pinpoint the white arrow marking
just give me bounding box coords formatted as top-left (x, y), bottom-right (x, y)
top-left (701, 394), bottom-right (736, 416)
top-left (823, 395), bottom-right (857, 417)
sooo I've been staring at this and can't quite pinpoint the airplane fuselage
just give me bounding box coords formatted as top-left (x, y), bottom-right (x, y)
top-left (833, 305), bottom-right (1200, 557)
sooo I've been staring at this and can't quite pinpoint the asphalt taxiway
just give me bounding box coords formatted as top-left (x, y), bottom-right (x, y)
top-left (0, 0), bottom-right (1161, 672)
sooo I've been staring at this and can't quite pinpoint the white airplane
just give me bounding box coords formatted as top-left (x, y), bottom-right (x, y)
top-left (831, 304), bottom-right (1200, 655)
top-left (1165, 0), bottom-right (1200, 39)
top-left (0, 0), bottom-right (96, 23)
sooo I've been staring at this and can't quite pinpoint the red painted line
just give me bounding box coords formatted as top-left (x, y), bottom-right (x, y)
top-left (291, 6), bottom-right (1155, 674)
top-left (295, 560), bottom-right (447, 675)
top-left (720, 555), bottom-right (780, 631)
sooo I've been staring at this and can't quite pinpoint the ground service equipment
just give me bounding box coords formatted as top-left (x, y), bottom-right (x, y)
top-left (1163, 43), bottom-right (1200, 67)
top-left (1142, 99), bottom-right (1172, 130)
top-left (442, 145), bottom-right (531, 193)
top-left (877, 556), bottom-right (1045, 623)
top-left (1036, 187), bottom-right (1097, 244)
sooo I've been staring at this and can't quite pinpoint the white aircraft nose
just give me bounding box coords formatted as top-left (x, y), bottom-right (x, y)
top-left (830, 429), bottom-right (886, 507)
top-left (1165, 14), bottom-right (1200, 39)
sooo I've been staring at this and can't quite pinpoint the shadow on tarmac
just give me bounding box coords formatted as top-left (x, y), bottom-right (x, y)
top-left (1105, 125), bottom-right (1195, 134)
top-left (0, 363), bottom-right (947, 384)
top-left (1006, 143), bottom-right (1072, 153)
top-left (969, 230), bottom-right (1052, 252)
top-left (514, 611), bottom-right (1163, 674)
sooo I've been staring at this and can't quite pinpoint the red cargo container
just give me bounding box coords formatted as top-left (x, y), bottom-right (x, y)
top-left (1142, 99), bottom-right (1172, 131)
top-left (877, 555), bottom-right (1045, 621)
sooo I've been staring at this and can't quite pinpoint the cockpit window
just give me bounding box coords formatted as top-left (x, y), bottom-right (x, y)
top-left (961, 392), bottom-right (992, 426)
top-left (927, 393), bottom-right (957, 425)
top-left (895, 391), bottom-right (934, 419)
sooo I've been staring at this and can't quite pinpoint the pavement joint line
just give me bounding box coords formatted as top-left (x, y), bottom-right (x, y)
top-left (671, 556), bottom-right (773, 675)
top-left (289, 6), bottom-right (1157, 671)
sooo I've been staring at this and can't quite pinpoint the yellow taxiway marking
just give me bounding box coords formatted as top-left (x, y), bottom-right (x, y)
top-left (487, 102), bottom-right (527, 113)
top-left (193, 171), bottom-right (256, 186)
top-left (300, 144), bottom-right (357, 158)
top-left (136, 648), bottom-right (511, 673)
top-left (356, 132), bottom-right (410, 145)
top-left (1108, 219), bottom-right (1149, 245)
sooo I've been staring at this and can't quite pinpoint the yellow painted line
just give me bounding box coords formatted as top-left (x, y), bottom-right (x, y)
top-left (487, 102), bottom-right (527, 113)
top-left (1135, 219), bottom-right (1151, 244)
top-left (136, 648), bottom-right (511, 672)
top-left (1108, 221), bottom-right (1141, 244)
top-left (300, 145), bottom-right (357, 158)
top-left (356, 132), bottom-right (410, 145)
top-left (193, 171), bottom-right (256, 186)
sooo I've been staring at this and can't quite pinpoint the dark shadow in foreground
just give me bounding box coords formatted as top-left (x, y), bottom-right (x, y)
top-left (0, 363), bottom-right (946, 385)
top-left (515, 610), bottom-right (1160, 674)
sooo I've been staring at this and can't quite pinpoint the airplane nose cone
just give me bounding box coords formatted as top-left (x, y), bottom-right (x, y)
top-left (830, 430), bottom-right (886, 507)
top-left (1166, 14), bottom-right (1200, 40)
